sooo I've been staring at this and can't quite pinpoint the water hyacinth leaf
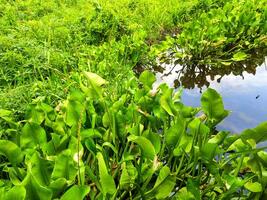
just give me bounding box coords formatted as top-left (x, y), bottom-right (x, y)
top-left (23, 173), bottom-right (53, 200)
top-left (21, 122), bottom-right (47, 149)
top-left (149, 166), bottom-right (176, 199)
top-left (232, 52), bottom-right (248, 61)
top-left (201, 88), bottom-right (229, 125)
top-left (165, 120), bottom-right (185, 149)
top-left (102, 112), bottom-right (110, 128)
top-left (174, 187), bottom-right (195, 200)
top-left (0, 109), bottom-right (12, 117)
top-left (257, 151), bottom-right (267, 167)
top-left (208, 131), bottom-right (229, 145)
top-left (154, 166), bottom-right (170, 188)
top-left (102, 142), bottom-right (118, 155)
top-left (4, 186), bottom-right (26, 200)
top-left (67, 89), bottom-right (85, 102)
top-left (247, 157), bottom-right (261, 174)
top-left (139, 70), bottom-right (156, 89)
top-left (119, 162), bottom-right (138, 189)
top-left (83, 71), bottom-right (107, 87)
top-left (201, 143), bottom-right (219, 161)
top-left (0, 140), bottom-right (23, 165)
top-left (30, 153), bottom-right (52, 186)
top-left (64, 100), bottom-right (85, 127)
top-left (143, 130), bottom-right (161, 154)
top-left (96, 152), bottom-right (116, 196)
top-left (241, 122), bottom-right (267, 143)
top-left (159, 85), bottom-right (175, 116)
top-left (51, 150), bottom-right (77, 181)
top-left (128, 135), bottom-right (156, 160)
top-left (187, 178), bottom-right (201, 200)
top-left (25, 104), bottom-right (45, 125)
top-left (85, 138), bottom-right (97, 156)
top-left (221, 175), bottom-right (245, 198)
top-left (49, 178), bottom-right (67, 198)
top-left (60, 185), bottom-right (90, 200)
top-left (173, 135), bottom-right (193, 156)
top-left (188, 118), bottom-right (210, 138)
top-left (244, 182), bottom-right (262, 193)
top-left (81, 72), bottom-right (107, 97)
top-left (227, 138), bottom-right (250, 152)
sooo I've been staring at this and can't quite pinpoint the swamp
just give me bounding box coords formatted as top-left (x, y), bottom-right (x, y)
top-left (0, 0), bottom-right (267, 199)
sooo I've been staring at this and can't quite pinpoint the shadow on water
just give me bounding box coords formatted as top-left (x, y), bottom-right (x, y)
top-left (136, 50), bottom-right (267, 133)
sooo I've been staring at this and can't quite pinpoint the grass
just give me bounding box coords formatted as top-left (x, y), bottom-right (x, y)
top-left (1, 0), bottom-right (267, 199)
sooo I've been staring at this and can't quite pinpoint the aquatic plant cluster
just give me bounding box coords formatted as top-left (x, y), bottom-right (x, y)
top-left (0, 0), bottom-right (267, 199)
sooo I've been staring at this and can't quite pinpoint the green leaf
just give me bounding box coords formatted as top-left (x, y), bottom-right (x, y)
top-left (201, 88), bottom-right (228, 125)
top-left (21, 123), bottom-right (47, 149)
top-left (154, 166), bottom-right (171, 188)
top-left (80, 129), bottom-right (102, 140)
top-left (208, 131), bottom-right (229, 145)
top-left (23, 173), bottom-right (53, 200)
top-left (232, 52), bottom-right (248, 61)
top-left (0, 109), bottom-right (12, 117)
top-left (241, 122), bottom-right (267, 143)
top-left (258, 151), bottom-right (267, 167)
top-left (143, 131), bottom-right (161, 154)
top-left (187, 178), bottom-right (200, 200)
top-left (139, 70), bottom-right (156, 89)
top-left (83, 71), bottom-right (107, 87)
top-left (128, 135), bottom-right (156, 160)
top-left (221, 175), bottom-right (245, 198)
top-left (147, 166), bottom-right (176, 199)
top-left (60, 185), bottom-right (90, 200)
top-left (51, 150), bottom-right (77, 182)
top-left (174, 187), bottom-right (195, 200)
top-left (96, 152), bottom-right (116, 196)
top-left (188, 118), bottom-right (210, 139)
top-left (119, 162), bottom-right (138, 189)
top-left (64, 99), bottom-right (85, 127)
top-left (4, 186), bottom-right (26, 200)
top-left (49, 178), bottom-right (67, 198)
top-left (165, 120), bottom-right (185, 149)
top-left (173, 134), bottom-right (193, 156)
top-left (0, 140), bottom-right (23, 165)
top-left (25, 104), bottom-right (45, 125)
top-left (227, 138), bottom-right (250, 152)
top-left (159, 85), bottom-right (175, 116)
top-left (30, 153), bottom-right (52, 186)
top-left (244, 182), bottom-right (262, 193)
top-left (201, 143), bottom-right (219, 161)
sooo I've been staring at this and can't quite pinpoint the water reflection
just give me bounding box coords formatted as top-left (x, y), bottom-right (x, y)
top-left (152, 56), bottom-right (267, 133)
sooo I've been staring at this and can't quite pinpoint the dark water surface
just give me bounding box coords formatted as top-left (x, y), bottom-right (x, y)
top-left (153, 56), bottom-right (267, 133)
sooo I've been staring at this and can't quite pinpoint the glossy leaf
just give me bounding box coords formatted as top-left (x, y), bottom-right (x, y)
top-left (119, 162), bottom-right (138, 189)
top-left (51, 150), bottom-right (77, 181)
top-left (21, 123), bottom-right (47, 149)
top-left (139, 70), bottom-right (156, 89)
top-left (232, 52), bottom-right (248, 61)
top-left (23, 173), bottom-right (53, 200)
top-left (4, 186), bottom-right (26, 200)
top-left (0, 140), bottom-right (23, 165)
top-left (241, 122), bottom-right (267, 143)
top-left (83, 71), bottom-right (107, 87)
top-left (128, 135), bottom-right (156, 160)
top-left (244, 182), bottom-right (262, 193)
top-left (60, 185), bottom-right (90, 200)
top-left (148, 166), bottom-right (176, 199)
top-left (165, 120), bottom-right (185, 149)
top-left (201, 88), bottom-right (229, 125)
top-left (96, 152), bottom-right (116, 196)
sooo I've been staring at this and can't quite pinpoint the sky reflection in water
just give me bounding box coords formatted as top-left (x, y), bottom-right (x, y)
top-left (155, 57), bottom-right (267, 133)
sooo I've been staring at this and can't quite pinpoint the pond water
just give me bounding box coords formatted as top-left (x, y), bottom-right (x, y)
top-left (153, 56), bottom-right (267, 133)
